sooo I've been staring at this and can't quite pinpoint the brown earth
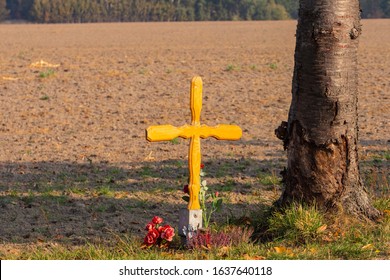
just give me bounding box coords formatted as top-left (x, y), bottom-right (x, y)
top-left (0, 20), bottom-right (389, 251)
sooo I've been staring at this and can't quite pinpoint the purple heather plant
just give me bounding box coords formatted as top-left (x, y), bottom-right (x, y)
top-left (186, 226), bottom-right (254, 250)
top-left (186, 229), bottom-right (231, 249)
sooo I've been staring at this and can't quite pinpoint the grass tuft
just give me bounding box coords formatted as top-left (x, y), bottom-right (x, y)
top-left (267, 203), bottom-right (326, 244)
top-left (39, 69), bottom-right (55, 78)
top-left (225, 64), bottom-right (240, 71)
top-left (268, 63), bottom-right (278, 70)
top-left (257, 171), bottom-right (281, 187)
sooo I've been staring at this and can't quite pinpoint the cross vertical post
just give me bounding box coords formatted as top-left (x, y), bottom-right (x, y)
top-left (146, 76), bottom-right (242, 237)
top-left (188, 76), bottom-right (202, 210)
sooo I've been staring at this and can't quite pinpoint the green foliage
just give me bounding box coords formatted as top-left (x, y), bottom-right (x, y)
top-left (3, 211), bottom-right (389, 259)
top-left (96, 186), bottom-right (115, 197)
top-left (5, 0), bottom-right (34, 20)
top-left (275, 0), bottom-right (298, 19)
top-left (4, 0), bottom-right (292, 23)
top-left (382, 0), bottom-right (390, 17)
top-left (139, 166), bottom-right (156, 178)
top-left (39, 69), bottom-right (55, 78)
top-left (4, 0), bottom-right (390, 23)
top-left (0, 0), bottom-right (9, 21)
top-left (3, 0), bottom-right (389, 23)
top-left (39, 94), bottom-right (49, 100)
top-left (268, 203), bottom-right (327, 243)
top-left (263, 0), bottom-right (290, 20)
top-left (361, 0), bottom-right (390, 18)
top-left (225, 64), bottom-right (239, 71)
top-left (373, 197), bottom-right (390, 211)
top-left (257, 171), bottom-right (280, 186)
top-left (268, 62), bottom-right (278, 70)
top-left (169, 137), bottom-right (180, 144)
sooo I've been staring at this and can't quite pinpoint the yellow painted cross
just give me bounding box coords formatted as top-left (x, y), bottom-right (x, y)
top-left (146, 76), bottom-right (242, 210)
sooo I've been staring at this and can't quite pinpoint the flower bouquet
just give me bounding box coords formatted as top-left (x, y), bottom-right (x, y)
top-left (142, 216), bottom-right (175, 248)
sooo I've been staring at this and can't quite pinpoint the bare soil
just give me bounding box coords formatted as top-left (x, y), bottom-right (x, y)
top-left (0, 20), bottom-right (389, 251)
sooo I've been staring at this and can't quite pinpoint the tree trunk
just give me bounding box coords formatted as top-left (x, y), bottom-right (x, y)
top-left (275, 0), bottom-right (380, 220)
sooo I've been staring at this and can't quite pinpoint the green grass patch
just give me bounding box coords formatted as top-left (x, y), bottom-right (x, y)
top-left (373, 197), bottom-right (390, 211)
top-left (268, 63), bottom-right (278, 70)
top-left (215, 162), bottom-right (234, 178)
top-left (20, 191), bottom-right (35, 205)
top-left (95, 186), bottom-right (115, 197)
top-left (1, 165), bottom-right (388, 260)
top-left (225, 64), bottom-right (240, 71)
top-left (74, 174), bottom-right (89, 183)
top-left (217, 179), bottom-right (235, 192)
top-left (68, 187), bottom-right (88, 195)
top-left (39, 69), bottom-right (55, 78)
top-left (257, 171), bottom-right (281, 187)
top-left (3, 212), bottom-right (389, 260)
top-left (267, 203), bottom-right (326, 244)
top-left (169, 137), bottom-right (180, 145)
top-left (40, 94), bottom-right (50, 100)
top-left (139, 166), bottom-right (157, 178)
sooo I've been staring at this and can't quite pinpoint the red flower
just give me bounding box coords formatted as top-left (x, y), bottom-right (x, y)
top-left (215, 191), bottom-right (219, 197)
top-left (143, 228), bottom-right (159, 246)
top-left (160, 225), bottom-right (175, 242)
top-left (142, 217), bottom-right (175, 248)
top-left (145, 222), bottom-right (155, 231)
top-left (200, 163), bottom-right (205, 169)
top-left (183, 184), bottom-right (189, 194)
top-left (152, 216), bottom-right (163, 225)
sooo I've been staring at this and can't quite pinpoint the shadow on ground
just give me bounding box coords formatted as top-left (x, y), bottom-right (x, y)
top-left (0, 157), bottom-right (282, 245)
top-left (0, 140), bottom-right (388, 245)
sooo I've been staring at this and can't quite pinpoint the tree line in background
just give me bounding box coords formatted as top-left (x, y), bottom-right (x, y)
top-left (0, 0), bottom-right (389, 23)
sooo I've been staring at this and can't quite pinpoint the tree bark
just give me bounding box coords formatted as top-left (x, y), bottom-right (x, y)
top-left (276, 0), bottom-right (380, 220)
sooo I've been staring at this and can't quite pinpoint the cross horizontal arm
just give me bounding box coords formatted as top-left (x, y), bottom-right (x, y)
top-left (146, 124), bottom-right (198, 141)
top-left (147, 124), bottom-right (243, 142)
top-left (199, 124), bottom-right (242, 140)
top-left (146, 125), bottom-right (183, 142)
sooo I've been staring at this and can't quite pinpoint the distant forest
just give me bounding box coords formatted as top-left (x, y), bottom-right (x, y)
top-left (1, 0), bottom-right (389, 23)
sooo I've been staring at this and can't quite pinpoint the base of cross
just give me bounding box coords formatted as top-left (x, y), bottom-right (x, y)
top-left (178, 208), bottom-right (202, 244)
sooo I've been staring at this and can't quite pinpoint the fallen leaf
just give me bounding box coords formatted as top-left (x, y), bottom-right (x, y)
top-left (274, 246), bottom-right (287, 253)
top-left (309, 248), bottom-right (317, 253)
top-left (243, 253), bottom-right (266, 260)
top-left (158, 243), bottom-right (169, 249)
top-left (316, 224), bottom-right (327, 233)
top-left (361, 244), bottom-right (374, 250)
top-left (218, 246), bottom-right (230, 257)
top-left (140, 244), bottom-right (150, 249)
top-left (274, 246), bottom-right (294, 257)
top-left (384, 210), bottom-right (390, 216)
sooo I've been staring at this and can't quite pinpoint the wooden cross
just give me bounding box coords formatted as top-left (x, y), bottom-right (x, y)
top-left (146, 76), bottom-right (242, 211)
